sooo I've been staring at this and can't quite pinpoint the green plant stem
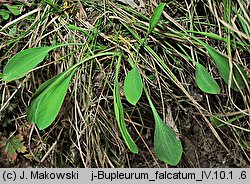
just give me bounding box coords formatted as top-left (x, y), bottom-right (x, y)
top-left (68, 52), bottom-right (115, 72)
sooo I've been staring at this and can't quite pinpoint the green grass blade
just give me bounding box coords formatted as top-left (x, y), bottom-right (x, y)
top-left (186, 30), bottom-right (226, 42)
top-left (27, 68), bottom-right (77, 130)
top-left (186, 30), bottom-right (249, 48)
top-left (144, 86), bottom-right (182, 165)
top-left (29, 73), bottom-right (63, 101)
top-left (195, 62), bottom-right (221, 94)
top-left (2, 45), bottom-right (66, 82)
top-left (124, 66), bottom-right (143, 105)
top-left (114, 54), bottom-right (138, 153)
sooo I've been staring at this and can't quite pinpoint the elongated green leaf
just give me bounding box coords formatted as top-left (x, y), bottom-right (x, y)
top-left (3, 46), bottom-right (60, 82)
top-left (27, 68), bottom-right (76, 130)
top-left (149, 3), bottom-right (166, 34)
top-left (141, 3), bottom-right (166, 45)
top-left (195, 62), bottom-right (221, 94)
top-left (190, 36), bottom-right (248, 91)
top-left (186, 31), bottom-right (226, 42)
top-left (114, 55), bottom-right (138, 153)
top-left (114, 80), bottom-right (139, 153)
top-left (144, 86), bottom-right (182, 165)
top-left (205, 45), bottom-right (247, 91)
top-left (154, 112), bottom-right (182, 166)
top-left (124, 66), bottom-right (143, 105)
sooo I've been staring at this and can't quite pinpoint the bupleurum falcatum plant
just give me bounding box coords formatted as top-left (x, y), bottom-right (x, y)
top-left (1, 1), bottom-right (249, 166)
top-left (1, 3), bottom-right (183, 166)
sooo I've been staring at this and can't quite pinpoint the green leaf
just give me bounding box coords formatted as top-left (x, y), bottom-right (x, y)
top-left (154, 112), bottom-right (182, 166)
top-left (124, 66), bottom-right (143, 105)
top-left (195, 62), bottom-right (221, 94)
top-left (2, 46), bottom-right (59, 82)
top-left (114, 81), bottom-right (139, 153)
top-left (186, 31), bottom-right (226, 42)
top-left (144, 86), bottom-right (182, 165)
top-left (205, 45), bottom-right (247, 91)
top-left (148, 3), bottom-right (166, 34)
top-left (0, 10), bottom-right (10, 20)
top-left (67, 24), bottom-right (91, 37)
top-left (114, 55), bottom-right (138, 153)
top-left (5, 4), bottom-right (21, 16)
top-left (27, 68), bottom-right (76, 130)
top-left (190, 36), bottom-right (248, 91)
